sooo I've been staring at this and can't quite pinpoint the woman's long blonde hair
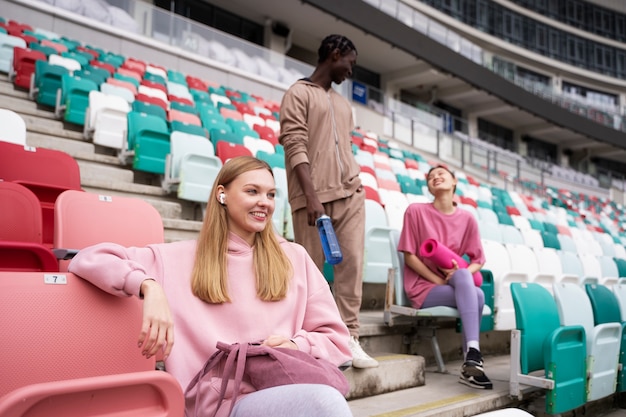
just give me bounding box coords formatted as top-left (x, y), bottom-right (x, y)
top-left (191, 156), bottom-right (292, 303)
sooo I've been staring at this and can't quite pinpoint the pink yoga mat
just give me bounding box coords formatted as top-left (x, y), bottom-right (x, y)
top-left (419, 238), bottom-right (482, 286)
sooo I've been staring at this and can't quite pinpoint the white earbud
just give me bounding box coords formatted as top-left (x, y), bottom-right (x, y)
top-left (219, 193), bottom-right (226, 204)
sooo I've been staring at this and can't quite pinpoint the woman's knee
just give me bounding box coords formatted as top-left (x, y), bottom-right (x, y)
top-left (450, 269), bottom-right (474, 288)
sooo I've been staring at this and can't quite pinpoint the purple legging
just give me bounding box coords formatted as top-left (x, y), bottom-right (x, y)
top-left (421, 269), bottom-right (485, 352)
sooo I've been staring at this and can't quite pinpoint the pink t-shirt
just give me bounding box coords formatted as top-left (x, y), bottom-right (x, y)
top-left (397, 203), bottom-right (485, 308)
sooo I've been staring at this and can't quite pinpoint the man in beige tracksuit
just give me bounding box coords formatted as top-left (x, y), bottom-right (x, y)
top-left (279, 34), bottom-right (378, 368)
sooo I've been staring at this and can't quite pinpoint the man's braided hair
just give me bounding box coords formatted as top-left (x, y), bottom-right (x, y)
top-left (317, 34), bottom-right (357, 63)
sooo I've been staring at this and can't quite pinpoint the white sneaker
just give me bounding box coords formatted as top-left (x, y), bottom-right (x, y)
top-left (349, 336), bottom-right (379, 368)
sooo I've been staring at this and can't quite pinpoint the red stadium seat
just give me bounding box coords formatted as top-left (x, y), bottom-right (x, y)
top-left (0, 142), bottom-right (82, 248)
top-left (253, 124), bottom-right (278, 145)
top-left (215, 140), bottom-right (253, 164)
top-left (0, 271), bottom-right (184, 416)
top-left (0, 181), bottom-right (58, 272)
top-left (11, 46), bottom-right (46, 89)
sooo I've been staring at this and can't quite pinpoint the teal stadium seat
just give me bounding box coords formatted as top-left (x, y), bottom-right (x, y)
top-left (209, 128), bottom-right (243, 146)
top-left (132, 99), bottom-right (167, 120)
top-left (55, 73), bottom-right (99, 125)
top-left (255, 150), bottom-right (285, 169)
top-left (126, 112), bottom-right (171, 175)
top-left (29, 59), bottom-right (68, 107)
top-left (509, 283), bottom-right (587, 414)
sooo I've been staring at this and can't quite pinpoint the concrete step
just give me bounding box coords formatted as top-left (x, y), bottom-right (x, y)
top-left (346, 352), bottom-right (424, 400)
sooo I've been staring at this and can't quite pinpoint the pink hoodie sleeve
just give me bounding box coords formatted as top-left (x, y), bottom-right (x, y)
top-left (68, 242), bottom-right (164, 298)
top-left (287, 244), bottom-right (352, 367)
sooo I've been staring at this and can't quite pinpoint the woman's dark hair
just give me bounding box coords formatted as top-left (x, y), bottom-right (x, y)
top-left (318, 34), bottom-right (357, 63)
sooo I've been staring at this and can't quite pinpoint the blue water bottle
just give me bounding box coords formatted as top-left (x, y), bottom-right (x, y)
top-left (316, 215), bottom-right (343, 265)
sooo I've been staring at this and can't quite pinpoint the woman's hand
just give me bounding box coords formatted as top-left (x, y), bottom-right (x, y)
top-left (138, 279), bottom-right (174, 359)
top-left (439, 259), bottom-right (459, 282)
top-left (262, 335), bottom-right (298, 350)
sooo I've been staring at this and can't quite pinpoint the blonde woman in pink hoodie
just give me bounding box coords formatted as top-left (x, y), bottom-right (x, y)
top-left (69, 156), bottom-right (353, 417)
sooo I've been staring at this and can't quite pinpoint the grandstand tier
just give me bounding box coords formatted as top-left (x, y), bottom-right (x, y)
top-left (2, 1), bottom-right (626, 416)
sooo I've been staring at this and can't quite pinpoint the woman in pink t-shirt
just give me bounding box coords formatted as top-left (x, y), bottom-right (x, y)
top-left (397, 165), bottom-right (491, 390)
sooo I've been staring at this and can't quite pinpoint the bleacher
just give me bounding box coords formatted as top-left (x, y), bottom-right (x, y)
top-left (2, 5), bottom-right (626, 417)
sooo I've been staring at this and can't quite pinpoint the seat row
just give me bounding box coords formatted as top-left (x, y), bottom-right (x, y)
top-left (510, 281), bottom-right (626, 414)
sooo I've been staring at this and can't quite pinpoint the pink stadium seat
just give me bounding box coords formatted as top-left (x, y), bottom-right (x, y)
top-left (106, 77), bottom-right (137, 95)
top-left (0, 181), bottom-right (58, 272)
top-left (215, 140), bottom-right (253, 164)
top-left (168, 109), bottom-right (201, 125)
top-left (404, 159), bottom-right (419, 170)
top-left (0, 142), bottom-right (82, 248)
top-left (0, 271), bottom-right (184, 416)
top-left (122, 58), bottom-right (146, 75)
top-left (53, 190), bottom-right (164, 272)
top-left (219, 107), bottom-right (243, 121)
top-left (116, 67), bottom-right (142, 83)
top-left (40, 39), bottom-right (67, 54)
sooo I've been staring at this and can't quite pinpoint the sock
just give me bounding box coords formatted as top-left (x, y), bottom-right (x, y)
top-left (467, 340), bottom-right (479, 352)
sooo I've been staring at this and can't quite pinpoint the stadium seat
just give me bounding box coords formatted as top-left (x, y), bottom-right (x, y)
top-left (509, 282), bottom-right (586, 414)
top-left (243, 137), bottom-right (275, 157)
top-left (499, 224), bottom-right (525, 245)
top-left (84, 90), bottom-right (131, 150)
top-left (0, 142), bottom-right (82, 248)
top-left (54, 73), bottom-right (99, 125)
top-left (253, 124), bottom-right (278, 146)
top-left (10, 46), bottom-right (45, 89)
top-left (132, 99), bottom-right (167, 119)
top-left (0, 108), bottom-right (26, 145)
top-left (0, 33), bottom-right (26, 73)
top-left (579, 252), bottom-right (603, 283)
top-left (379, 189), bottom-right (408, 232)
top-left (557, 233), bottom-right (577, 252)
top-left (363, 199), bottom-right (396, 285)
top-left (586, 283), bottom-right (626, 392)
top-left (599, 256), bottom-right (620, 285)
top-left (385, 229), bottom-right (492, 372)
top-left (48, 53), bottom-right (81, 74)
top-left (29, 59), bottom-right (69, 107)
top-left (255, 150), bottom-right (284, 169)
top-left (227, 118), bottom-right (258, 139)
top-left (0, 271), bottom-right (184, 416)
top-left (215, 140), bottom-right (253, 164)
top-left (0, 181), bottom-right (58, 272)
top-left (53, 189), bottom-right (165, 271)
top-left (481, 239), bottom-right (517, 330)
top-left (163, 131), bottom-right (221, 203)
top-left (125, 111), bottom-right (171, 174)
top-left (553, 282), bottom-right (621, 401)
top-left (108, 75), bottom-right (139, 94)
top-left (40, 39), bottom-right (68, 55)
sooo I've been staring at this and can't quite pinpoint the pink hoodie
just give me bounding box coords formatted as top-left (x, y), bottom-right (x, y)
top-left (68, 233), bottom-right (351, 415)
